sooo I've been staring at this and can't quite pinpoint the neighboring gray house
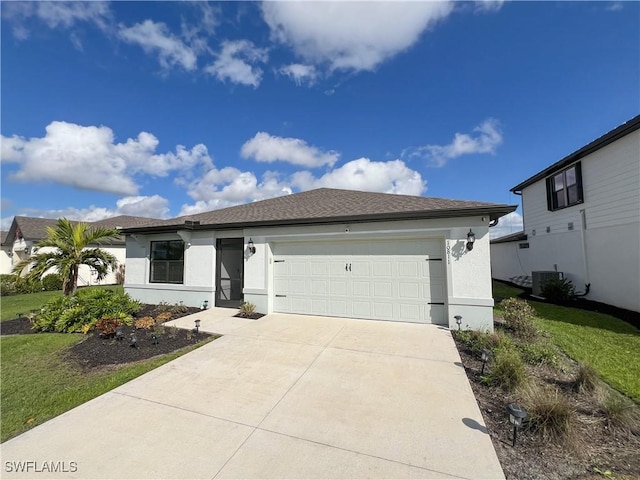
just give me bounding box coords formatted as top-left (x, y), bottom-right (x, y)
top-left (122, 188), bottom-right (516, 331)
top-left (2, 215), bottom-right (158, 285)
top-left (491, 114), bottom-right (640, 313)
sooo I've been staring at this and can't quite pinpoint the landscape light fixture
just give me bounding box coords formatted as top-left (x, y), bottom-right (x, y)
top-left (481, 349), bottom-right (493, 375)
top-left (466, 229), bottom-right (476, 251)
top-left (454, 315), bottom-right (462, 330)
top-left (507, 403), bottom-right (528, 447)
top-left (151, 333), bottom-right (159, 346)
top-left (247, 238), bottom-right (256, 255)
top-left (115, 326), bottom-right (125, 341)
top-left (194, 319), bottom-right (201, 335)
top-left (129, 332), bottom-right (138, 349)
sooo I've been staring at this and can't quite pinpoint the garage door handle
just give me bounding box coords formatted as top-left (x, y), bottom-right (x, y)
top-left (345, 263), bottom-right (351, 272)
top-left (275, 294), bottom-right (287, 298)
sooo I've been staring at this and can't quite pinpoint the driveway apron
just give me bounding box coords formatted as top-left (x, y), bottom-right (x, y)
top-left (1, 312), bottom-right (504, 479)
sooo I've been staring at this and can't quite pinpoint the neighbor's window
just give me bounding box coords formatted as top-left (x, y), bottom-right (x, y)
top-left (546, 162), bottom-right (583, 211)
top-left (150, 240), bottom-right (184, 284)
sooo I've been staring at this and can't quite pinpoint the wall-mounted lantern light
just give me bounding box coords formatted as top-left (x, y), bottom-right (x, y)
top-left (466, 229), bottom-right (476, 251)
top-left (247, 238), bottom-right (256, 255)
top-left (507, 403), bottom-right (528, 447)
top-left (454, 315), bottom-right (462, 330)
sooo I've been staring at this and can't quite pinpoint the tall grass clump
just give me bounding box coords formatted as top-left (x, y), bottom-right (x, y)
top-left (574, 362), bottom-right (599, 394)
top-left (490, 346), bottom-right (527, 391)
top-left (598, 390), bottom-right (640, 436)
top-left (519, 383), bottom-right (578, 446)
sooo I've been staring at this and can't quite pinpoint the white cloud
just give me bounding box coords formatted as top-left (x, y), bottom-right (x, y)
top-left (291, 158), bottom-right (426, 196)
top-left (180, 169), bottom-right (292, 215)
top-left (262, 2), bottom-right (454, 72)
top-left (489, 211), bottom-right (524, 240)
top-left (474, 1), bottom-right (505, 13)
top-left (279, 63), bottom-right (318, 86)
top-left (205, 40), bottom-right (268, 88)
top-left (241, 132), bottom-right (339, 167)
top-left (2, 1), bottom-right (111, 37)
top-left (118, 20), bottom-right (198, 71)
top-left (406, 118), bottom-right (503, 167)
top-left (1, 121), bottom-right (213, 195)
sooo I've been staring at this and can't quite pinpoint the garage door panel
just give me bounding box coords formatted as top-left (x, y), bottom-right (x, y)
top-left (352, 281), bottom-right (370, 297)
top-left (273, 239), bottom-right (445, 324)
top-left (399, 282), bottom-right (420, 299)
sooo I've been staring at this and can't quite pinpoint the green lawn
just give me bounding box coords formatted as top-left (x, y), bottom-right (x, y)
top-left (493, 281), bottom-right (640, 402)
top-left (0, 286), bottom-right (213, 442)
top-left (0, 333), bottom-right (212, 442)
top-left (1, 285), bottom-right (123, 321)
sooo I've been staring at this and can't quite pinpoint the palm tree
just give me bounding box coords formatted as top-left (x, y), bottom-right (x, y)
top-left (13, 218), bottom-right (120, 296)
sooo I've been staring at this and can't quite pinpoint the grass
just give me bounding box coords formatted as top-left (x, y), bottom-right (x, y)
top-left (1, 285), bottom-right (123, 321)
top-left (493, 281), bottom-right (640, 402)
top-left (0, 332), bottom-right (212, 442)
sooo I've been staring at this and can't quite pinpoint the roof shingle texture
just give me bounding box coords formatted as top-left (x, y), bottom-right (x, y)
top-left (131, 188), bottom-right (514, 230)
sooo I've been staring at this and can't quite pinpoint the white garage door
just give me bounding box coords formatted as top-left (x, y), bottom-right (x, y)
top-left (272, 239), bottom-right (446, 324)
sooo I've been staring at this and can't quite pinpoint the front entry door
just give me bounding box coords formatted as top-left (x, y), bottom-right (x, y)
top-left (215, 238), bottom-right (244, 308)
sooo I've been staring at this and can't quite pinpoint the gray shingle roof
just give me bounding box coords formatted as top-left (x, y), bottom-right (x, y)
top-left (3, 215), bottom-right (160, 246)
top-left (122, 188), bottom-right (517, 233)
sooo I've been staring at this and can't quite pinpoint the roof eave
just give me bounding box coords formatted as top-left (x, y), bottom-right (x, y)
top-left (511, 114), bottom-right (640, 193)
top-left (121, 205), bottom-right (518, 235)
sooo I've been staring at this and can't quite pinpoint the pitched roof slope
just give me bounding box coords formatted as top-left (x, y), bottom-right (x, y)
top-left (123, 188), bottom-right (516, 233)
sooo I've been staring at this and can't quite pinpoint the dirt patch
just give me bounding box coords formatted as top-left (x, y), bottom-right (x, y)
top-left (454, 335), bottom-right (640, 479)
top-left (1, 317), bottom-right (38, 335)
top-left (234, 312), bottom-right (265, 320)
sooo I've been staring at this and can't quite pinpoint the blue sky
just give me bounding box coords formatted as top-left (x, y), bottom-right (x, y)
top-left (1, 1), bottom-right (638, 238)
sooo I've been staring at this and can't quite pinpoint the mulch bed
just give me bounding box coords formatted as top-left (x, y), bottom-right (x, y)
top-left (454, 334), bottom-right (640, 480)
top-left (234, 312), bottom-right (265, 320)
top-left (1, 317), bottom-right (37, 335)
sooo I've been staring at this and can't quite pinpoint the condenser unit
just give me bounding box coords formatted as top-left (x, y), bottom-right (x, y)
top-left (532, 271), bottom-right (563, 297)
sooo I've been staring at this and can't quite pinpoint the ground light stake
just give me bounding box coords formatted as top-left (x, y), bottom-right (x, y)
top-left (507, 403), bottom-right (527, 447)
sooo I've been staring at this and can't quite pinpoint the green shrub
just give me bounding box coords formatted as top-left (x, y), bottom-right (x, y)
top-left (33, 288), bottom-right (140, 333)
top-left (541, 277), bottom-right (576, 304)
top-left (518, 341), bottom-right (559, 367)
top-left (454, 329), bottom-right (513, 355)
top-left (0, 274), bottom-right (17, 296)
top-left (500, 298), bottom-right (537, 339)
top-left (490, 346), bottom-right (527, 391)
top-left (41, 274), bottom-right (63, 292)
top-left (519, 384), bottom-right (577, 445)
top-left (14, 276), bottom-right (41, 295)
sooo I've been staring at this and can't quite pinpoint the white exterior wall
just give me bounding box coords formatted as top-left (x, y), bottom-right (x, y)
top-left (0, 247), bottom-right (13, 275)
top-left (126, 215), bottom-right (498, 331)
top-left (490, 242), bottom-right (531, 282)
top-left (125, 231), bottom-right (217, 307)
top-left (518, 130), bottom-right (640, 312)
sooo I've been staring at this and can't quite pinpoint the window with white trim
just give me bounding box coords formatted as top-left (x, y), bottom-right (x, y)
top-left (546, 162), bottom-right (583, 211)
top-left (150, 240), bottom-right (184, 284)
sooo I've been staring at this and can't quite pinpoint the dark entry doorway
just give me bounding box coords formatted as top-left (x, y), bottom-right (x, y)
top-left (215, 238), bottom-right (244, 308)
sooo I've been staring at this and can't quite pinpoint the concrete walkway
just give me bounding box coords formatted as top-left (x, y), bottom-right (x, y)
top-left (2, 310), bottom-right (504, 479)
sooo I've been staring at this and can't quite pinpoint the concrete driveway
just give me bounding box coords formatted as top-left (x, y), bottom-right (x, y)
top-left (2, 311), bottom-right (504, 479)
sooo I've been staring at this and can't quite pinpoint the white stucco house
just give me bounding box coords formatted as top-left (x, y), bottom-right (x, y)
top-left (491, 114), bottom-right (640, 313)
top-left (2, 215), bottom-right (157, 286)
top-left (122, 188), bottom-right (516, 331)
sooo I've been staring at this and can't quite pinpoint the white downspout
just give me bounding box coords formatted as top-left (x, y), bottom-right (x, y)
top-left (579, 209), bottom-right (589, 285)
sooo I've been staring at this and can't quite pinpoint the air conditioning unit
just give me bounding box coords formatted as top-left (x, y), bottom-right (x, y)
top-left (532, 271), bottom-right (563, 297)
